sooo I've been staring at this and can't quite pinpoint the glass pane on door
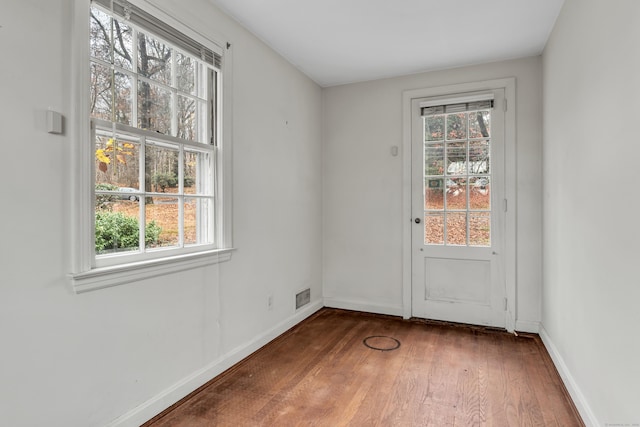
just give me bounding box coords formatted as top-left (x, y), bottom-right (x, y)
top-left (423, 109), bottom-right (492, 247)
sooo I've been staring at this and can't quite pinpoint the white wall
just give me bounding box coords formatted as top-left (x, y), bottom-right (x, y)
top-left (323, 57), bottom-right (543, 327)
top-left (0, 0), bottom-right (322, 426)
top-left (6, 0), bottom-right (636, 424)
top-left (542, 0), bottom-right (640, 425)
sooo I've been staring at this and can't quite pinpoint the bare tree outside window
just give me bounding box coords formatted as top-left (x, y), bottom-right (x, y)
top-left (89, 3), bottom-right (216, 255)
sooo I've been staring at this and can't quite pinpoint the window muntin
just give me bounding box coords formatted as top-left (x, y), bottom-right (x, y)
top-left (90, 2), bottom-right (219, 265)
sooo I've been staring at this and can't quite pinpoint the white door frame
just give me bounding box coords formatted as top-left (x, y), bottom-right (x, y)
top-left (401, 78), bottom-right (517, 332)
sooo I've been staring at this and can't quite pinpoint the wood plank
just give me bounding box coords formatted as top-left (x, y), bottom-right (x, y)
top-left (144, 309), bottom-right (583, 427)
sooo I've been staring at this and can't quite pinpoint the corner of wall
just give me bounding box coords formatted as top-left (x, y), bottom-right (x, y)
top-left (538, 324), bottom-right (599, 427)
top-left (323, 297), bottom-right (404, 317)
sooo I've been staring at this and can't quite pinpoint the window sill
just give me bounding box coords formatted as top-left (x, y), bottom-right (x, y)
top-left (70, 248), bottom-right (235, 294)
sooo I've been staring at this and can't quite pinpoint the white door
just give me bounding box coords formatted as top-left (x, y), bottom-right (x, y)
top-left (411, 90), bottom-right (506, 328)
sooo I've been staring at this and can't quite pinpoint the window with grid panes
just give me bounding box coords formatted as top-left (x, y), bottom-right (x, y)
top-left (422, 100), bottom-right (493, 246)
top-left (89, 0), bottom-right (222, 266)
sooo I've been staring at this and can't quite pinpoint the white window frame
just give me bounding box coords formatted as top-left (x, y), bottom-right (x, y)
top-left (70, 0), bottom-right (233, 293)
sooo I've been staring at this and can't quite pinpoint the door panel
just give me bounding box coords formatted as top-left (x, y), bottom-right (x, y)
top-left (424, 257), bottom-right (490, 305)
top-left (411, 90), bottom-right (506, 328)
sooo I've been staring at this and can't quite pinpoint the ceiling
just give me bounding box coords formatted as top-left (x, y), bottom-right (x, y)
top-left (208, 0), bottom-right (565, 87)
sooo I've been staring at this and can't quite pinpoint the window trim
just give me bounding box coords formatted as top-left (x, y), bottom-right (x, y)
top-left (72, 248), bottom-right (234, 293)
top-left (70, 0), bottom-right (233, 293)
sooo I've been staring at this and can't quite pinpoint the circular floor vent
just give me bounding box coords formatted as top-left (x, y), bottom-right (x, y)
top-left (363, 335), bottom-right (401, 351)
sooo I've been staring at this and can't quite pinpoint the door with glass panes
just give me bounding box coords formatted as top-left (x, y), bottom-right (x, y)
top-left (411, 90), bottom-right (506, 327)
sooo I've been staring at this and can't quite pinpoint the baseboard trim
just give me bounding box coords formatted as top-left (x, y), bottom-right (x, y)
top-left (323, 297), bottom-right (404, 317)
top-left (106, 300), bottom-right (324, 427)
top-left (539, 325), bottom-right (599, 427)
top-left (515, 319), bottom-right (540, 333)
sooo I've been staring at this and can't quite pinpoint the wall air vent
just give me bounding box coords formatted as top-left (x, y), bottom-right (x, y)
top-left (295, 288), bottom-right (311, 310)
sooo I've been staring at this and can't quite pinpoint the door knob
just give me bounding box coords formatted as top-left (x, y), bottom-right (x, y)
top-left (414, 218), bottom-right (421, 224)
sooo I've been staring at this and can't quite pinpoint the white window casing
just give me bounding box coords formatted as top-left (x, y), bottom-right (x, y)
top-left (70, 0), bottom-right (233, 293)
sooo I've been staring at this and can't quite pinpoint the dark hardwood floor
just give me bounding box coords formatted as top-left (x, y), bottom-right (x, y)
top-left (144, 308), bottom-right (583, 426)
